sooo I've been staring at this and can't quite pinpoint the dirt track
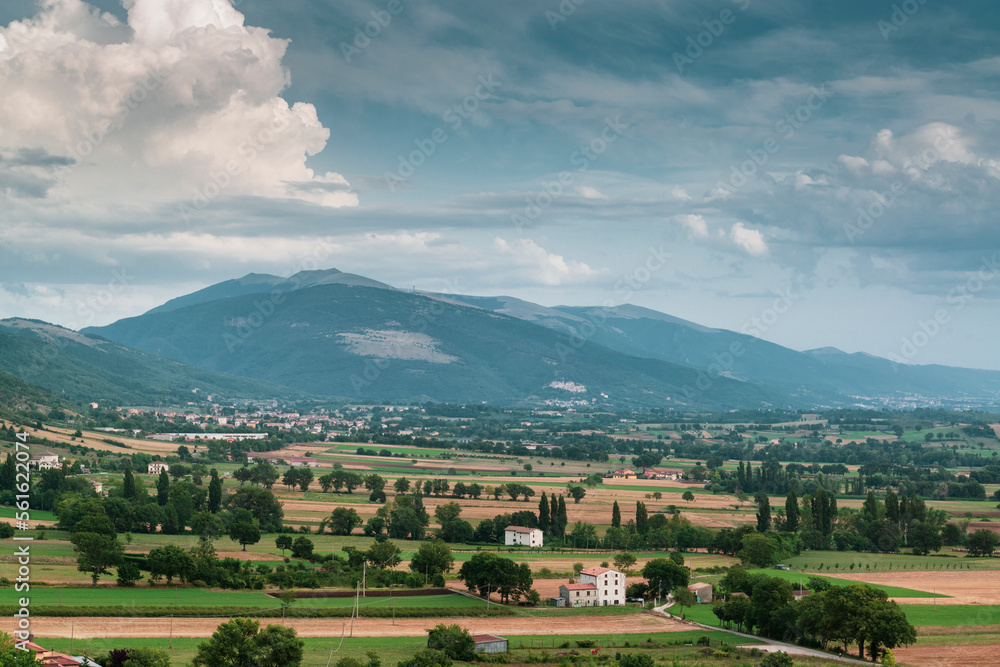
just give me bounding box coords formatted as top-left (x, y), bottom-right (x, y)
top-left (826, 571), bottom-right (1000, 605)
top-left (4, 613), bottom-right (687, 639)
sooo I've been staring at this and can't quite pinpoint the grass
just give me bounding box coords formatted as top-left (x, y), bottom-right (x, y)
top-left (739, 569), bottom-right (947, 598)
top-left (0, 506), bottom-right (57, 521)
top-left (783, 550), bottom-right (1000, 572)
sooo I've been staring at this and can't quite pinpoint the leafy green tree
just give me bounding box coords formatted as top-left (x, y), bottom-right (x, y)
top-left (613, 551), bottom-right (637, 573)
top-left (122, 466), bottom-right (138, 500)
top-left (116, 560), bottom-right (142, 587)
top-left (291, 536), bottom-right (314, 559)
top-left (968, 529), bottom-right (998, 557)
top-left (738, 533), bottom-right (778, 568)
top-left (122, 647), bottom-right (171, 667)
top-left (394, 477), bottom-right (411, 494)
top-left (72, 531), bottom-right (123, 586)
top-left (191, 511), bottom-right (224, 541)
top-left (681, 490), bottom-right (695, 502)
top-left (759, 652), bottom-right (794, 667)
top-left (227, 487), bottom-right (283, 532)
top-left (366, 539), bottom-right (401, 568)
top-left (641, 558), bottom-right (689, 597)
top-left (672, 586), bottom-right (697, 618)
top-left (329, 507), bottom-right (363, 535)
top-left (193, 618), bottom-right (303, 667)
top-left (0, 631), bottom-right (49, 667)
top-left (568, 485), bottom-right (586, 503)
top-left (908, 521), bottom-right (942, 555)
top-left (396, 650), bottom-right (451, 667)
top-left (275, 534), bottom-right (293, 553)
top-left (410, 540), bottom-right (455, 577)
top-left (229, 520), bottom-right (261, 551)
top-left (148, 544), bottom-right (194, 584)
top-left (426, 624), bottom-right (475, 661)
top-left (617, 654), bottom-right (654, 667)
top-left (457, 552), bottom-right (533, 603)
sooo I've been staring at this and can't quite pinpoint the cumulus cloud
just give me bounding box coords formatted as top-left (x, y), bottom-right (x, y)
top-left (674, 214), bottom-right (709, 239)
top-left (0, 0), bottom-right (356, 209)
top-left (492, 238), bottom-right (602, 285)
top-left (730, 222), bottom-right (769, 256)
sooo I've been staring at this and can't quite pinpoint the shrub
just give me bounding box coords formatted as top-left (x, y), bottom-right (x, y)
top-left (760, 651), bottom-right (795, 667)
top-left (617, 655), bottom-right (654, 667)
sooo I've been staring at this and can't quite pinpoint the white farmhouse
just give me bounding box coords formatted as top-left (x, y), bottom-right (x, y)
top-left (147, 461), bottom-right (170, 475)
top-left (31, 452), bottom-right (60, 470)
top-left (504, 525), bottom-right (543, 547)
top-left (578, 566), bottom-right (625, 606)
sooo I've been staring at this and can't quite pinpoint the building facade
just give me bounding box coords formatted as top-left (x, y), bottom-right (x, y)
top-left (578, 566), bottom-right (626, 606)
top-left (504, 526), bottom-right (543, 547)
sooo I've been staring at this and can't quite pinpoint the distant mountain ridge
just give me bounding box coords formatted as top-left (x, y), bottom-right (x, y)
top-left (76, 268), bottom-right (1000, 409)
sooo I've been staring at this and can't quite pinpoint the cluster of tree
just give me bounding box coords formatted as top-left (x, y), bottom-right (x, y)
top-left (712, 569), bottom-right (916, 661)
top-left (457, 552), bottom-right (536, 604)
top-left (191, 618), bottom-right (304, 667)
top-left (364, 494), bottom-right (431, 540)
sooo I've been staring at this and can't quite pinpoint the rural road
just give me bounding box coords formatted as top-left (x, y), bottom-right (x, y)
top-left (653, 601), bottom-right (874, 665)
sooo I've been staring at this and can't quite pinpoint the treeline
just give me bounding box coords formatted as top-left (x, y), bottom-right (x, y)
top-left (711, 568), bottom-right (916, 661)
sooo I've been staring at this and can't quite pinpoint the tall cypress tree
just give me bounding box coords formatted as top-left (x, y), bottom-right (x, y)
top-left (885, 491), bottom-right (900, 525)
top-left (123, 466), bottom-right (137, 500)
top-left (550, 494), bottom-right (559, 535)
top-left (611, 500), bottom-right (621, 528)
top-left (756, 493), bottom-right (771, 532)
top-left (156, 469), bottom-right (169, 506)
top-left (0, 454), bottom-right (14, 490)
top-left (737, 461), bottom-right (746, 490)
top-left (785, 491), bottom-right (799, 533)
top-left (635, 501), bottom-right (648, 535)
top-left (557, 495), bottom-right (568, 537)
top-left (209, 469), bottom-right (223, 513)
top-left (538, 491), bottom-right (550, 532)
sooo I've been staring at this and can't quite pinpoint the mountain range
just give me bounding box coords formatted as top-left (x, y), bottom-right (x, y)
top-left (46, 267), bottom-right (998, 410)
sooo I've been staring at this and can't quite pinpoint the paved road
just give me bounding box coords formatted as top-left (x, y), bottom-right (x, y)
top-left (653, 601), bottom-right (874, 665)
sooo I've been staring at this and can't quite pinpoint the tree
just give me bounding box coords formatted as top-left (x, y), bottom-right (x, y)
top-left (394, 477), bottom-right (411, 494)
top-left (291, 536), bottom-right (314, 560)
top-left (434, 502), bottom-right (463, 524)
top-left (908, 521), bottom-right (943, 555)
top-left (426, 625), bottom-right (475, 661)
top-left (121, 647), bottom-right (172, 667)
top-left (538, 492), bottom-right (550, 532)
top-left (329, 507), bottom-right (363, 535)
top-left (295, 468), bottom-right (313, 492)
top-left (411, 540), bottom-right (455, 577)
top-left (641, 558), bottom-right (689, 598)
top-left (275, 534), bottom-right (293, 554)
top-left (756, 493), bottom-right (771, 533)
top-left (366, 540), bottom-right (401, 568)
top-left (227, 487), bottom-right (283, 532)
top-left (738, 533), bottom-right (777, 568)
top-left (458, 552), bottom-right (534, 603)
top-left (193, 618), bottom-right (304, 667)
top-left (0, 631), bottom-right (39, 667)
top-left (116, 560), bottom-right (142, 587)
top-left (636, 501), bottom-right (648, 535)
top-left (191, 511), bottom-right (224, 541)
top-left (568, 485), bottom-right (586, 503)
top-left (613, 551), bottom-right (637, 573)
top-left (396, 650), bottom-right (451, 667)
top-left (208, 469), bottom-right (223, 513)
top-left (785, 491), bottom-right (799, 533)
top-left (72, 531), bottom-right (123, 586)
top-left (968, 529), bottom-right (998, 557)
top-left (611, 500), bottom-right (621, 528)
top-left (672, 586), bottom-right (697, 618)
top-left (229, 520), bottom-right (261, 551)
top-left (681, 490), bottom-right (695, 502)
top-left (148, 544), bottom-right (194, 584)
top-left (156, 470), bottom-right (170, 506)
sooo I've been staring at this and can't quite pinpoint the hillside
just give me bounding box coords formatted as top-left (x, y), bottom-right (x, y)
top-left (84, 282), bottom-right (788, 410)
top-left (0, 319), bottom-right (305, 405)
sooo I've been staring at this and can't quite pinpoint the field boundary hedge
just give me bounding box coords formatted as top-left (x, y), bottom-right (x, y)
top-left (0, 605), bottom-right (517, 619)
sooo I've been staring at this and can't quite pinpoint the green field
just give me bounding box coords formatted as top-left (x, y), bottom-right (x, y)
top-left (739, 569), bottom-right (947, 598)
top-left (783, 550), bottom-right (1000, 572)
top-left (0, 507), bottom-right (57, 522)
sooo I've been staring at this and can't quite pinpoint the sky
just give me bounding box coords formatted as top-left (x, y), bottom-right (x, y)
top-left (1, 0), bottom-right (999, 370)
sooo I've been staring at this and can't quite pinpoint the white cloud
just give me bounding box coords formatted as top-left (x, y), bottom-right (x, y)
top-left (730, 222), bottom-right (769, 256)
top-left (0, 0), bottom-right (356, 208)
top-left (492, 238), bottom-right (602, 285)
top-left (576, 186), bottom-right (608, 200)
top-left (674, 214), bottom-right (709, 239)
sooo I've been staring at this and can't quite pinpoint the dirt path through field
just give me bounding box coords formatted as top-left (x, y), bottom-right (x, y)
top-left (825, 571), bottom-right (1000, 604)
top-left (7, 613), bottom-right (687, 639)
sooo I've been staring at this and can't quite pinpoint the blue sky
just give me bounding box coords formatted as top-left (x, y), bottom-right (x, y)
top-left (1, 0), bottom-right (999, 370)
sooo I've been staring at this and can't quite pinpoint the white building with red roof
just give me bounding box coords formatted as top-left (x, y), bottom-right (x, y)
top-left (578, 565), bottom-right (625, 606)
top-left (504, 525), bottom-right (543, 547)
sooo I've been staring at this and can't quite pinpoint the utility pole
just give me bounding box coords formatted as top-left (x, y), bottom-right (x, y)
top-left (363, 562), bottom-right (366, 598)
top-left (70, 621), bottom-right (74, 654)
top-left (170, 616), bottom-right (174, 649)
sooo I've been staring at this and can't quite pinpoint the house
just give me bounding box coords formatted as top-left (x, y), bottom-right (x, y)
top-left (642, 467), bottom-right (683, 481)
top-left (793, 589), bottom-right (811, 601)
top-left (687, 582), bottom-right (713, 604)
top-left (504, 526), bottom-right (543, 547)
top-left (578, 566), bottom-right (625, 606)
top-left (559, 582), bottom-right (600, 607)
top-left (147, 461), bottom-right (169, 475)
top-left (90, 480), bottom-right (104, 495)
top-left (608, 469), bottom-right (637, 479)
top-left (19, 640), bottom-right (81, 667)
top-left (31, 452), bottom-right (60, 470)
top-left (471, 634), bottom-right (508, 653)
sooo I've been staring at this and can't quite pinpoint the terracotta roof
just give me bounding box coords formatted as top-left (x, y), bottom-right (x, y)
top-left (471, 634), bottom-right (507, 643)
top-left (688, 583), bottom-right (712, 590)
top-left (505, 526), bottom-right (538, 533)
top-left (562, 583), bottom-right (598, 591)
top-left (580, 566), bottom-right (613, 576)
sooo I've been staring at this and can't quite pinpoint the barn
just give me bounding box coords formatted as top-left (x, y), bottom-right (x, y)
top-left (472, 634), bottom-right (509, 654)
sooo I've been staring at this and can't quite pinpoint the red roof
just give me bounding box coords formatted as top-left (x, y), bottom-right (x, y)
top-left (562, 583), bottom-right (597, 591)
top-left (471, 635), bottom-right (507, 643)
top-left (580, 566), bottom-right (612, 576)
top-left (505, 526), bottom-right (538, 533)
